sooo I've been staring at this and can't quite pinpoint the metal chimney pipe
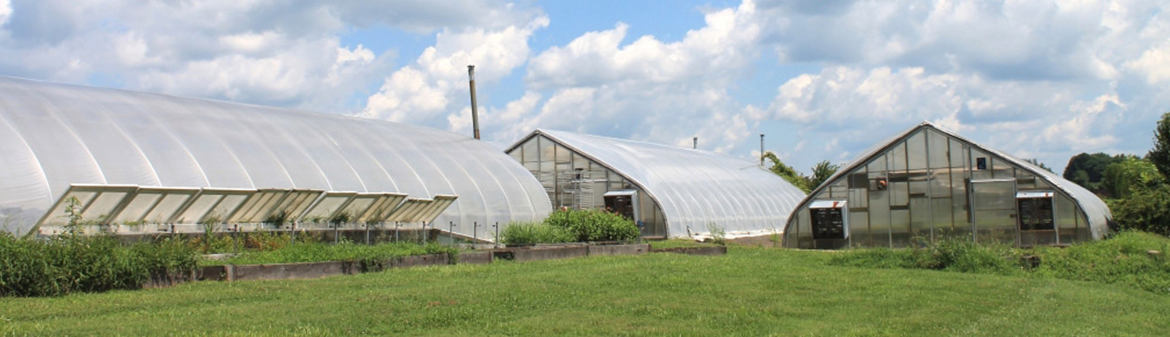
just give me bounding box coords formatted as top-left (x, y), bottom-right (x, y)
top-left (759, 133), bottom-right (765, 166)
top-left (468, 65), bottom-right (481, 140)
top-left (693, 137), bottom-right (698, 149)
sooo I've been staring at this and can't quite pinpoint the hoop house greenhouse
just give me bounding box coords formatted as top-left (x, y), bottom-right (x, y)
top-left (783, 122), bottom-right (1112, 249)
top-left (506, 129), bottom-right (807, 239)
top-left (0, 76), bottom-right (552, 238)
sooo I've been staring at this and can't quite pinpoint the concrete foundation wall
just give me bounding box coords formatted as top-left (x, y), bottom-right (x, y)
top-left (458, 251), bottom-right (493, 264)
top-left (231, 261), bottom-right (359, 281)
top-left (651, 246), bottom-right (728, 256)
top-left (508, 246), bottom-right (589, 262)
top-left (588, 244), bottom-right (650, 256)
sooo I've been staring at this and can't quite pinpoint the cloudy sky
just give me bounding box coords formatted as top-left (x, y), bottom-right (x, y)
top-left (0, 0), bottom-right (1166, 174)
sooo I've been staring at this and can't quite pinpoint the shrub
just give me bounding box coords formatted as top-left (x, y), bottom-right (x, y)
top-left (501, 222), bottom-right (574, 246)
top-left (543, 208), bottom-right (639, 242)
top-left (929, 238), bottom-right (1022, 274)
top-left (829, 236), bottom-right (1023, 276)
top-left (0, 233), bottom-right (198, 297)
top-left (1109, 184), bottom-right (1170, 236)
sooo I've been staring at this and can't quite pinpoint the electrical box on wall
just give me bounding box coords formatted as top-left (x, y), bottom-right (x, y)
top-left (809, 200), bottom-right (849, 240)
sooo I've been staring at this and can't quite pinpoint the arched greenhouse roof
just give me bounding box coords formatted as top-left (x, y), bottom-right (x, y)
top-left (0, 76), bottom-right (552, 237)
top-left (509, 129), bottom-right (807, 238)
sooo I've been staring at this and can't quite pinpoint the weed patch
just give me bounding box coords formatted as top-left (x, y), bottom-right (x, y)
top-left (203, 241), bottom-right (458, 267)
top-left (829, 231), bottom-right (1170, 294)
top-left (0, 233), bottom-right (197, 297)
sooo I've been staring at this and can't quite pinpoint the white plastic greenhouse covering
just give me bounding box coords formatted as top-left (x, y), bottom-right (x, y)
top-left (0, 76), bottom-right (552, 237)
top-left (527, 129), bottom-right (807, 239)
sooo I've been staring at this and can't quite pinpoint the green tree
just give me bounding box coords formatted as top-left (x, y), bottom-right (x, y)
top-left (1148, 112), bottom-right (1170, 179)
top-left (805, 160), bottom-right (840, 190)
top-left (1101, 155), bottom-right (1162, 199)
top-left (763, 151), bottom-right (810, 193)
top-left (1062, 152), bottom-right (1124, 193)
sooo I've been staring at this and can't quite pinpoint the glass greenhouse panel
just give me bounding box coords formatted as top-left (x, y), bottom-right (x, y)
top-left (147, 190), bottom-right (200, 224)
top-left (849, 210), bottom-right (871, 247)
top-left (907, 131), bottom-right (927, 170)
top-left (910, 197), bottom-right (931, 241)
top-left (112, 192), bottom-right (162, 224)
top-left (1056, 193), bottom-right (1078, 244)
top-left (228, 189), bottom-right (289, 224)
top-left (357, 193), bottom-right (408, 224)
top-left (300, 192), bottom-right (358, 224)
top-left (927, 130), bottom-right (950, 169)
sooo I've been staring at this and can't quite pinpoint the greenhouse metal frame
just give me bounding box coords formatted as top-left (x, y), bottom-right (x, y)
top-left (506, 129), bottom-right (807, 239)
top-left (783, 122), bottom-right (1112, 249)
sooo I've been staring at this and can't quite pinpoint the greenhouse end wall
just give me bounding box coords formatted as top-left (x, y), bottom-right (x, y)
top-left (507, 134), bottom-right (669, 237)
top-left (784, 125), bottom-right (1102, 249)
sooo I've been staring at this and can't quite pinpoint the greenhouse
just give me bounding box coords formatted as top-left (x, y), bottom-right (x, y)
top-left (506, 129), bottom-right (807, 239)
top-left (0, 76), bottom-right (553, 238)
top-left (783, 122), bottom-right (1112, 249)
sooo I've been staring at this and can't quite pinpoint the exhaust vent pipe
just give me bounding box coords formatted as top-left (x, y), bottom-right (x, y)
top-left (468, 65), bottom-right (481, 140)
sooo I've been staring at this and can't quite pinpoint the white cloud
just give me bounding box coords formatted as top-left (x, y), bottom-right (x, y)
top-left (0, 0), bottom-right (543, 112)
top-left (756, 0), bottom-right (1151, 83)
top-left (759, 64), bottom-right (1132, 172)
top-left (527, 2), bottom-right (760, 90)
top-left (511, 1), bottom-right (762, 152)
top-left (766, 66), bottom-right (963, 125)
top-left (1, 0), bottom-right (1168, 175)
top-left (0, 0), bottom-right (11, 27)
top-left (1125, 44), bottom-right (1170, 85)
top-left (361, 16), bottom-right (549, 125)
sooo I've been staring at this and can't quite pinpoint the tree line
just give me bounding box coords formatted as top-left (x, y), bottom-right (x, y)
top-left (1062, 113), bottom-right (1170, 235)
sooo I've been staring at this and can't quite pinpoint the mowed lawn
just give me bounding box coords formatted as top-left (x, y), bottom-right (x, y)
top-left (2, 248), bottom-right (1168, 336)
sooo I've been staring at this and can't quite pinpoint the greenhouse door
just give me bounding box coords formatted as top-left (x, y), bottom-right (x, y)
top-left (969, 179), bottom-right (1017, 245)
top-left (1016, 191), bottom-right (1057, 246)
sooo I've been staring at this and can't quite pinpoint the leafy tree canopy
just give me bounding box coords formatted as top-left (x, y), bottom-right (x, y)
top-left (1062, 152), bottom-right (1125, 192)
top-left (805, 160), bottom-right (840, 190)
top-left (1148, 111), bottom-right (1170, 178)
top-left (1101, 155), bottom-right (1163, 199)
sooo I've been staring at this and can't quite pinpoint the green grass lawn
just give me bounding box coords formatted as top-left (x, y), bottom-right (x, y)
top-left (2, 248), bottom-right (1168, 336)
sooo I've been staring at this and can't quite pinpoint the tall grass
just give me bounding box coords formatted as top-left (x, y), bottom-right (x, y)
top-left (1031, 231), bottom-right (1170, 294)
top-left (0, 232), bottom-right (198, 297)
top-left (829, 231), bottom-right (1170, 294)
top-left (204, 241), bottom-right (458, 268)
